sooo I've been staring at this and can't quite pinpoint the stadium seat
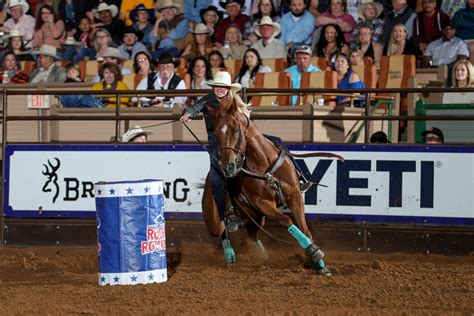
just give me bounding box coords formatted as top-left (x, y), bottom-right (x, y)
top-left (261, 58), bottom-right (287, 72)
top-left (224, 59), bottom-right (242, 80)
top-left (352, 64), bottom-right (378, 89)
top-left (298, 71), bottom-right (338, 106)
top-left (20, 61), bottom-right (36, 76)
top-left (311, 57), bottom-right (331, 70)
top-left (253, 72), bottom-right (292, 106)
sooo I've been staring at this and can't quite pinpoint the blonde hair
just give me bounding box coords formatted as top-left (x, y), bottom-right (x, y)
top-left (221, 90), bottom-right (251, 118)
top-left (225, 25), bottom-right (243, 44)
top-left (386, 23), bottom-right (408, 56)
top-left (452, 59), bottom-right (474, 87)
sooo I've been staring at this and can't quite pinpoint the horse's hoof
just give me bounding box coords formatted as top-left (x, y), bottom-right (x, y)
top-left (225, 214), bottom-right (242, 233)
top-left (316, 266), bottom-right (332, 276)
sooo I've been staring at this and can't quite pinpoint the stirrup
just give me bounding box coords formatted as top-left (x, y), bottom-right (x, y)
top-left (225, 213), bottom-right (241, 233)
top-left (300, 180), bottom-right (314, 193)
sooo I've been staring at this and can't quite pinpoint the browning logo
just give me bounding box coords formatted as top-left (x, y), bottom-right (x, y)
top-left (42, 158), bottom-right (60, 203)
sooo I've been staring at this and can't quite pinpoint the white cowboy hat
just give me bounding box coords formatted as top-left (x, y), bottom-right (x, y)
top-left (64, 37), bottom-right (82, 46)
top-left (7, 0), bottom-right (29, 15)
top-left (4, 28), bottom-right (24, 40)
top-left (102, 47), bottom-right (127, 60)
top-left (32, 44), bottom-right (62, 60)
top-left (190, 23), bottom-right (214, 36)
top-left (253, 16), bottom-right (281, 39)
top-left (93, 3), bottom-right (119, 19)
top-left (205, 71), bottom-right (242, 92)
top-left (121, 125), bottom-right (154, 142)
top-left (155, 0), bottom-right (181, 13)
top-left (357, 0), bottom-right (383, 18)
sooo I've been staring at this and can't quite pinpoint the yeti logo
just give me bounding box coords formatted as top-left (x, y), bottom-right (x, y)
top-left (42, 158), bottom-right (60, 203)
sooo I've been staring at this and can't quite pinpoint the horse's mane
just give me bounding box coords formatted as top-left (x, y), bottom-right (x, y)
top-left (220, 91), bottom-right (251, 118)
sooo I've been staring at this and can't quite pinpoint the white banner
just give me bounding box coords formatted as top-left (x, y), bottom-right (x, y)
top-left (5, 145), bottom-right (474, 222)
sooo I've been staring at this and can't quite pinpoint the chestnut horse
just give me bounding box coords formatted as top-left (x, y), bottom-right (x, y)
top-left (201, 101), bottom-right (343, 276)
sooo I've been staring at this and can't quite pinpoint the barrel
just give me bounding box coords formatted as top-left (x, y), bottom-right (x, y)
top-left (94, 179), bottom-right (167, 286)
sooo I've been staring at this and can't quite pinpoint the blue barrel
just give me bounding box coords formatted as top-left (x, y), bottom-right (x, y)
top-left (94, 179), bottom-right (167, 286)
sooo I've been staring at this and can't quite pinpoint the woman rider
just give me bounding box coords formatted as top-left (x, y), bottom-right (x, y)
top-left (180, 71), bottom-right (313, 231)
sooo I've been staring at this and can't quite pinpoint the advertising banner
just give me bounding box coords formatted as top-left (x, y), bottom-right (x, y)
top-left (4, 144), bottom-right (474, 225)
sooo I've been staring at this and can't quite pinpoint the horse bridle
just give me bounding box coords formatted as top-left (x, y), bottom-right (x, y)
top-left (218, 114), bottom-right (250, 171)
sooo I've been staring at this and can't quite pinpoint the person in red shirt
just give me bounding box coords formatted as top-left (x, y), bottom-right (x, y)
top-left (214, 0), bottom-right (249, 45)
top-left (412, 0), bottom-right (449, 55)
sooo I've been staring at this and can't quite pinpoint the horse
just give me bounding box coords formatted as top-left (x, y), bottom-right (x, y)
top-left (200, 100), bottom-right (343, 276)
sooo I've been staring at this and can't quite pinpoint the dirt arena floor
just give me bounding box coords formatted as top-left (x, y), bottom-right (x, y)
top-left (0, 238), bottom-right (473, 315)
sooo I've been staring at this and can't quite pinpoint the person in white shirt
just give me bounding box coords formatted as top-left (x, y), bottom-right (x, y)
top-left (136, 53), bottom-right (187, 106)
top-left (251, 16), bottom-right (287, 59)
top-left (235, 48), bottom-right (272, 88)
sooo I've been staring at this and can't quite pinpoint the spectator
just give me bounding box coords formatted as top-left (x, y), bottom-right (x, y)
top-left (184, 0), bottom-right (213, 27)
top-left (29, 44), bottom-right (67, 83)
top-left (315, 23), bottom-right (349, 66)
top-left (1, 29), bottom-right (35, 61)
top-left (1, 0), bottom-right (36, 48)
top-left (370, 131), bottom-right (390, 143)
top-left (182, 23), bottom-right (216, 60)
top-left (422, 126), bottom-right (444, 144)
top-left (122, 125), bottom-right (154, 143)
top-left (0, 52), bottom-right (29, 83)
top-left (351, 0), bottom-right (384, 47)
top-left (208, 50), bottom-right (227, 67)
top-left (383, 23), bottom-right (417, 55)
top-left (92, 28), bottom-right (113, 61)
top-left (422, 22), bottom-right (469, 68)
top-left (214, 0), bottom-right (250, 45)
top-left (412, 0), bottom-right (449, 55)
top-left (200, 5), bottom-right (223, 41)
top-left (120, 0), bottom-right (154, 27)
top-left (285, 45), bottom-right (321, 105)
top-left (33, 4), bottom-right (66, 52)
top-left (382, 0), bottom-right (417, 44)
top-left (452, 0), bottom-right (474, 63)
top-left (92, 62), bottom-right (130, 108)
top-left (334, 52), bottom-right (365, 106)
top-left (93, 47), bottom-right (133, 83)
top-left (354, 24), bottom-right (382, 67)
top-left (246, 0), bottom-right (281, 43)
top-left (316, 0), bottom-right (356, 43)
top-left (280, 0), bottom-right (315, 50)
top-left (442, 59), bottom-right (474, 103)
top-left (235, 48), bottom-right (272, 88)
top-left (218, 24), bottom-right (248, 59)
top-left (118, 27), bottom-right (147, 60)
top-left (65, 63), bottom-right (82, 82)
top-left (187, 56), bottom-right (213, 89)
top-left (71, 17), bottom-right (96, 63)
top-left (136, 53), bottom-right (187, 106)
top-left (129, 4), bottom-right (155, 49)
top-left (251, 17), bottom-right (287, 59)
top-left (441, 0), bottom-right (465, 18)
top-left (91, 3), bottom-right (124, 46)
top-left (150, 0), bottom-right (189, 52)
top-left (348, 48), bottom-right (364, 66)
top-left (133, 51), bottom-right (156, 77)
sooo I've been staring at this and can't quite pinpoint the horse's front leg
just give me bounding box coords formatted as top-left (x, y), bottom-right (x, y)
top-left (286, 192), bottom-right (331, 276)
top-left (250, 197), bottom-right (331, 276)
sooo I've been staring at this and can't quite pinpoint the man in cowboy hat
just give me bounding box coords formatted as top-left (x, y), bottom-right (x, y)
top-left (150, 0), bottom-right (189, 51)
top-left (1, 0), bottom-right (35, 48)
top-left (92, 47), bottom-right (132, 83)
top-left (91, 2), bottom-right (124, 45)
top-left (118, 26), bottom-right (147, 60)
top-left (214, 0), bottom-right (249, 45)
top-left (121, 125), bottom-right (154, 143)
top-left (136, 52), bottom-right (187, 106)
top-left (251, 16), bottom-right (287, 59)
top-left (29, 44), bottom-right (67, 84)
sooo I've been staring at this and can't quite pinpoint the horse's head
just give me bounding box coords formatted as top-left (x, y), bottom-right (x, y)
top-left (213, 108), bottom-right (249, 178)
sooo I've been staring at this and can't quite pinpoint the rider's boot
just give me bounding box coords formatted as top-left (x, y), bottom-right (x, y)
top-left (225, 206), bottom-right (242, 233)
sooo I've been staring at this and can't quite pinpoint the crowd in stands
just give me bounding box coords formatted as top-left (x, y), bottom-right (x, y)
top-left (0, 0), bottom-right (473, 112)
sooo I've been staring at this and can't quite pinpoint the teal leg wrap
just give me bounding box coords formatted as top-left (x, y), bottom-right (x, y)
top-left (288, 224), bottom-right (312, 249)
top-left (221, 238), bottom-right (236, 264)
top-left (318, 259), bottom-right (325, 268)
